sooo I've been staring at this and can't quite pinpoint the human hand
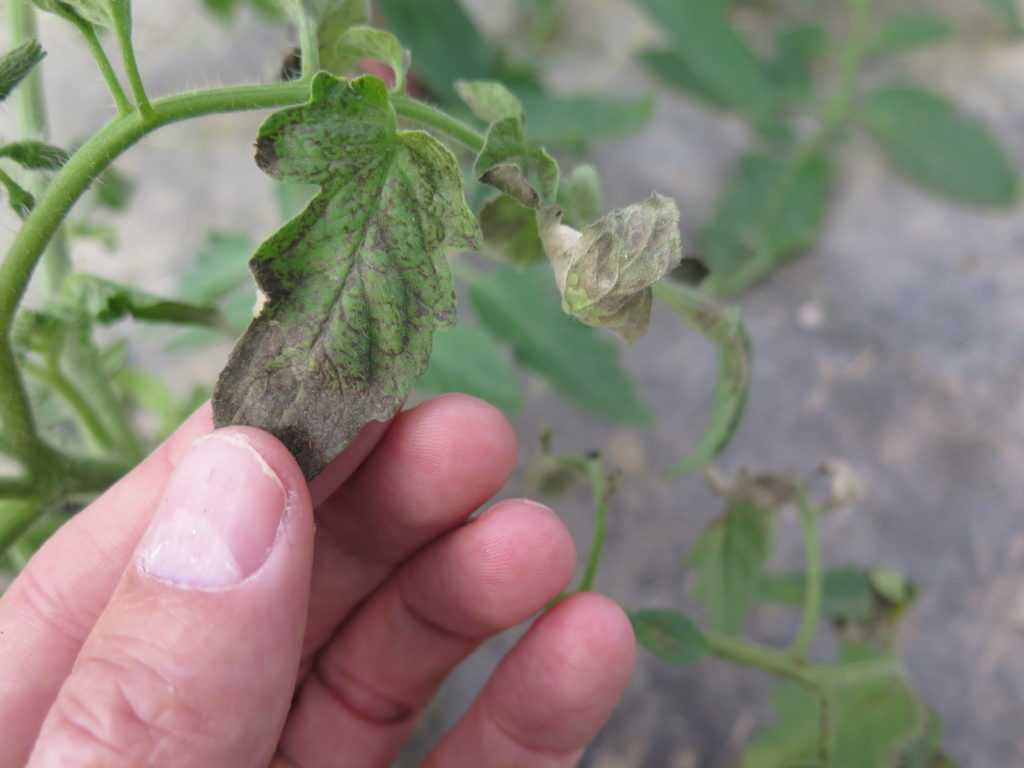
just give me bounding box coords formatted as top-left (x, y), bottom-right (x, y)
top-left (0, 395), bottom-right (635, 767)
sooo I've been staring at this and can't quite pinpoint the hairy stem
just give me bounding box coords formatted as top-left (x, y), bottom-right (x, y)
top-left (7, 0), bottom-right (73, 294)
top-left (789, 492), bottom-right (823, 659)
top-left (392, 95), bottom-right (485, 152)
top-left (577, 458), bottom-right (609, 593)
top-left (298, 8), bottom-right (320, 80)
top-left (73, 18), bottom-right (132, 114)
top-left (114, 19), bottom-right (152, 118)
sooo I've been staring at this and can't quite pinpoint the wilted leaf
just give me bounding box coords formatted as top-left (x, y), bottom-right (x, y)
top-left (455, 80), bottom-right (523, 124)
top-left (868, 13), bottom-right (953, 54)
top-left (0, 141), bottom-right (69, 170)
top-left (214, 74), bottom-right (479, 479)
top-left (859, 85), bottom-right (1019, 207)
top-left (0, 40), bottom-right (45, 103)
top-left (630, 608), bottom-right (710, 664)
top-left (65, 273), bottom-right (225, 329)
top-left (468, 265), bottom-right (649, 423)
top-left (416, 324), bottom-right (522, 412)
top-left (653, 280), bottom-right (751, 473)
top-left (475, 116), bottom-right (559, 208)
top-left (638, 0), bottom-right (776, 126)
top-left (540, 194), bottom-right (682, 343)
top-left (701, 152), bottom-right (833, 295)
top-left (478, 194), bottom-right (547, 266)
top-left (688, 501), bottom-right (772, 635)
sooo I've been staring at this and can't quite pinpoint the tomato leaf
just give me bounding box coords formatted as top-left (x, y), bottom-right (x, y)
top-left (629, 608), bottom-right (710, 665)
top-left (859, 85), bottom-right (1020, 207)
top-left (0, 40), bottom-right (45, 103)
top-left (214, 74), bottom-right (479, 479)
top-left (0, 141), bottom-right (69, 170)
top-left (416, 324), bottom-right (522, 412)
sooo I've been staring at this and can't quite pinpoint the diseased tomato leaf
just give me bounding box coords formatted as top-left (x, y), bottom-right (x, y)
top-left (213, 74), bottom-right (479, 479)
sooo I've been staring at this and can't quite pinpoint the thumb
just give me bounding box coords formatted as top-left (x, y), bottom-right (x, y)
top-left (28, 428), bottom-right (314, 768)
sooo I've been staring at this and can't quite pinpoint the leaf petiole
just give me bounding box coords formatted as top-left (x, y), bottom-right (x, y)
top-left (789, 489), bottom-right (823, 659)
top-left (70, 17), bottom-right (131, 115)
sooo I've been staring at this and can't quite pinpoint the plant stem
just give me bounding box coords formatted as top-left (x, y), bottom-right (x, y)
top-left (114, 19), bottom-right (153, 119)
top-left (0, 500), bottom-right (41, 561)
top-left (392, 95), bottom-right (485, 152)
top-left (297, 8), bottom-right (320, 80)
top-left (819, 690), bottom-right (836, 766)
top-left (73, 18), bottom-right (132, 115)
top-left (577, 458), bottom-right (609, 592)
top-left (704, 630), bottom-right (902, 691)
top-left (820, 0), bottom-right (873, 137)
top-left (23, 358), bottom-right (116, 453)
top-left (789, 492), bottom-right (823, 659)
top-left (7, 0), bottom-right (73, 295)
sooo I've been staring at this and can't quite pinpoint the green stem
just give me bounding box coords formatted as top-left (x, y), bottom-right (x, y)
top-left (297, 9), bottom-right (320, 80)
top-left (819, 691), bottom-right (836, 766)
top-left (0, 499), bottom-right (41, 561)
top-left (789, 493), bottom-right (823, 659)
top-left (8, 0), bottom-right (73, 295)
top-left (392, 95), bottom-right (486, 152)
top-left (820, 0), bottom-right (873, 137)
top-left (73, 19), bottom-right (132, 115)
top-left (576, 458), bottom-right (609, 593)
top-left (115, 19), bottom-right (153, 119)
top-left (705, 630), bottom-right (902, 691)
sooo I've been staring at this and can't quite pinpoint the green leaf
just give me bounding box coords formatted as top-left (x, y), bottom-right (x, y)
top-left (179, 231), bottom-right (255, 305)
top-left (0, 40), bottom-right (45, 103)
top-left (639, 50), bottom-right (730, 109)
top-left (859, 85), bottom-right (1020, 207)
top-left (455, 80), bottom-right (524, 124)
top-left (65, 273), bottom-right (225, 328)
top-left (478, 194), bottom-right (547, 266)
top-left (653, 281), bottom-right (751, 474)
top-left (688, 501), bottom-right (772, 635)
top-left (475, 116), bottom-right (560, 208)
top-left (0, 140), bottom-right (69, 170)
top-left (983, 0), bottom-right (1024, 34)
top-left (756, 567), bottom-right (875, 622)
top-left (328, 27), bottom-right (409, 91)
top-left (115, 367), bottom-right (197, 441)
top-left (0, 168), bottom-right (35, 218)
top-left (629, 609), bottom-right (710, 664)
top-left (416, 324), bottom-right (522, 412)
top-left (518, 92), bottom-right (654, 148)
top-left (375, 0), bottom-right (504, 104)
top-left (203, 0), bottom-right (284, 20)
top-left (31, 0), bottom-right (131, 33)
top-left (741, 678), bottom-right (924, 768)
top-left (467, 265), bottom-right (649, 424)
top-left (701, 152), bottom-right (833, 296)
top-left (638, 0), bottom-right (776, 126)
top-left (539, 194), bottom-right (682, 343)
top-left (214, 74), bottom-right (479, 479)
top-left (767, 23), bottom-right (826, 106)
top-left (868, 13), bottom-right (953, 54)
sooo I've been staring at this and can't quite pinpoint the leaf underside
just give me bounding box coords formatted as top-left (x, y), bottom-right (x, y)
top-left (214, 74), bottom-right (479, 479)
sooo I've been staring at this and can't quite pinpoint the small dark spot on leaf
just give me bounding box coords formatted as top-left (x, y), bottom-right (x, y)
top-left (255, 136), bottom-right (279, 175)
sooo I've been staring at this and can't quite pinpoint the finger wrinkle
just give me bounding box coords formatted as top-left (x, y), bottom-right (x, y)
top-left (309, 658), bottom-right (414, 726)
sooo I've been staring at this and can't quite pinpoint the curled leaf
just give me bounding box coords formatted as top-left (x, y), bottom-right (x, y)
top-left (475, 116), bottom-right (559, 208)
top-left (539, 193), bottom-right (682, 343)
top-left (0, 140), bottom-right (69, 170)
top-left (330, 27), bottom-right (409, 92)
top-left (213, 74), bottom-right (479, 479)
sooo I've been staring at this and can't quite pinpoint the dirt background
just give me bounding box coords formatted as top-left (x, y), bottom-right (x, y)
top-left (2, 1), bottom-right (1023, 765)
